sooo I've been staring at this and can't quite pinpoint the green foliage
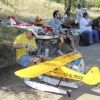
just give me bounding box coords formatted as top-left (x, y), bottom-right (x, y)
top-left (81, 0), bottom-right (87, 8)
top-left (0, 45), bottom-right (6, 57)
top-left (49, 0), bottom-right (63, 3)
top-left (70, 0), bottom-right (77, 9)
top-left (49, 0), bottom-right (87, 11)
top-left (0, 0), bottom-right (18, 11)
top-left (0, 24), bottom-right (18, 42)
top-left (92, 0), bottom-right (100, 10)
top-left (0, 24), bottom-right (18, 63)
top-left (0, 0), bottom-right (10, 5)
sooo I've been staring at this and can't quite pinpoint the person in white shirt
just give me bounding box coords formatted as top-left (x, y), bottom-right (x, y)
top-left (80, 12), bottom-right (99, 44)
top-left (76, 4), bottom-right (83, 24)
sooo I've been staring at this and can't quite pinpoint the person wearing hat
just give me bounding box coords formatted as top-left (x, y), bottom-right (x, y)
top-left (92, 16), bottom-right (100, 41)
top-left (76, 4), bottom-right (83, 24)
top-left (13, 29), bottom-right (48, 68)
top-left (80, 12), bottom-right (99, 44)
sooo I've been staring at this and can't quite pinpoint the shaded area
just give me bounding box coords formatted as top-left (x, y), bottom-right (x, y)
top-left (0, 24), bottom-right (21, 68)
top-left (0, 44), bottom-right (100, 100)
top-left (0, 65), bottom-right (42, 100)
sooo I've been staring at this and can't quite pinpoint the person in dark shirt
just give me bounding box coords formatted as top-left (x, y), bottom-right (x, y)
top-left (92, 16), bottom-right (100, 41)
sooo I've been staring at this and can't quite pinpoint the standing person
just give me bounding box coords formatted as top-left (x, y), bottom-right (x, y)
top-left (92, 16), bottom-right (100, 41)
top-left (13, 28), bottom-right (48, 68)
top-left (76, 4), bottom-right (83, 24)
top-left (49, 10), bottom-right (80, 55)
top-left (80, 12), bottom-right (99, 44)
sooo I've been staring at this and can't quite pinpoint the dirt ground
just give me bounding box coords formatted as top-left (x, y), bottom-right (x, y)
top-left (0, 43), bottom-right (100, 100)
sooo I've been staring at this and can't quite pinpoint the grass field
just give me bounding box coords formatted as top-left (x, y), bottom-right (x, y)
top-left (0, 0), bottom-right (64, 21)
top-left (0, 0), bottom-right (99, 22)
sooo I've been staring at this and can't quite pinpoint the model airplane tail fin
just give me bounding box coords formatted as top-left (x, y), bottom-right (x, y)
top-left (9, 16), bottom-right (20, 26)
top-left (83, 67), bottom-right (100, 85)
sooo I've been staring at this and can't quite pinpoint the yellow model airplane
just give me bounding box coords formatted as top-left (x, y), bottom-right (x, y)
top-left (15, 52), bottom-right (100, 96)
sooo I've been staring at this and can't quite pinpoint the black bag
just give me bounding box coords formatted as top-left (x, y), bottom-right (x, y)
top-left (79, 34), bottom-right (90, 46)
top-left (64, 37), bottom-right (72, 45)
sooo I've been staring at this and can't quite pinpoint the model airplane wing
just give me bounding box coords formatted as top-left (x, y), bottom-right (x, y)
top-left (15, 52), bottom-right (82, 78)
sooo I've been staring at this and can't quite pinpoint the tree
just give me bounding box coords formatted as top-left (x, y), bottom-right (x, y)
top-left (0, 0), bottom-right (17, 11)
top-left (0, 0), bottom-right (12, 6)
top-left (64, 0), bottom-right (67, 10)
top-left (92, 0), bottom-right (100, 10)
top-left (64, 0), bottom-right (78, 10)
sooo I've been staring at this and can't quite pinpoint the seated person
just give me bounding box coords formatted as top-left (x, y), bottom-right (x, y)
top-left (92, 16), bottom-right (100, 41)
top-left (61, 17), bottom-right (72, 30)
top-left (80, 12), bottom-right (99, 45)
top-left (61, 17), bottom-right (72, 35)
top-left (13, 28), bottom-right (48, 67)
top-left (62, 8), bottom-right (78, 28)
top-left (62, 8), bottom-right (70, 23)
top-left (49, 10), bottom-right (80, 55)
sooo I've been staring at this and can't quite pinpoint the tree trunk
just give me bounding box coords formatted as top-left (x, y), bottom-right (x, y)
top-left (64, 0), bottom-right (67, 10)
top-left (68, 0), bottom-right (72, 8)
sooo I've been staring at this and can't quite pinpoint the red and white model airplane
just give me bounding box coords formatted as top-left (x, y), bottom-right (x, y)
top-left (9, 16), bottom-right (58, 39)
top-left (9, 16), bottom-right (34, 28)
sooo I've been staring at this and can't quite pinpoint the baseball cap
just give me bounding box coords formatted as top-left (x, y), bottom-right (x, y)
top-left (27, 28), bottom-right (33, 33)
top-left (77, 4), bottom-right (81, 7)
top-left (83, 12), bottom-right (88, 17)
top-left (27, 28), bottom-right (35, 36)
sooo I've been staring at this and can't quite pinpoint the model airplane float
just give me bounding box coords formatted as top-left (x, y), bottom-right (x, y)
top-left (15, 52), bottom-right (100, 97)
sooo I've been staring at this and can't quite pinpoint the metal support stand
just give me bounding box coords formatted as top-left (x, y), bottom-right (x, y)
top-left (49, 37), bottom-right (59, 57)
top-left (36, 37), bottom-right (59, 58)
top-left (57, 78), bottom-right (69, 87)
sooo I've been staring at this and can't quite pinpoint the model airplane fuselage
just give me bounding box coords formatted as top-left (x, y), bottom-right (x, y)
top-left (9, 16), bottom-right (34, 27)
